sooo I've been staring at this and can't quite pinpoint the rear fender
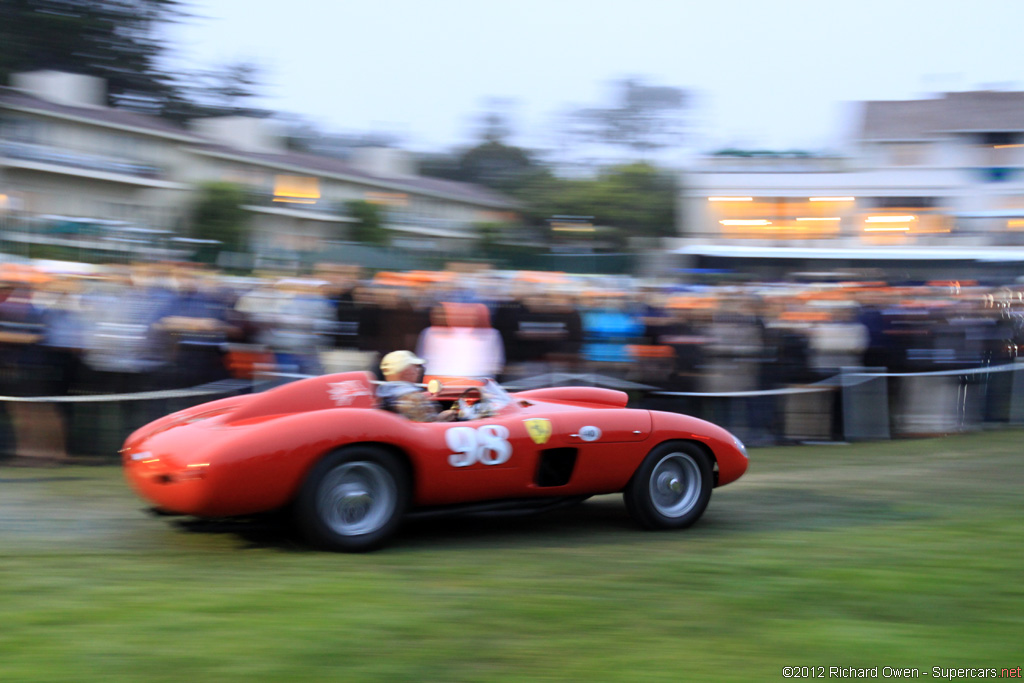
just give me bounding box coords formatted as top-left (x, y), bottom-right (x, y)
top-left (205, 409), bottom-right (425, 512)
top-left (123, 393), bottom-right (255, 451)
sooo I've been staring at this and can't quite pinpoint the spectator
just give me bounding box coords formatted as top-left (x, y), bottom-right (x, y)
top-left (416, 302), bottom-right (504, 378)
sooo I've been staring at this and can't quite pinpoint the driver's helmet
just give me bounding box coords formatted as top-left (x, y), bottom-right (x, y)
top-left (380, 350), bottom-right (425, 377)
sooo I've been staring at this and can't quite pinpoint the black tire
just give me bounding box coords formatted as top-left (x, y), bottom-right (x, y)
top-left (624, 442), bottom-right (713, 530)
top-left (294, 446), bottom-right (409, 552)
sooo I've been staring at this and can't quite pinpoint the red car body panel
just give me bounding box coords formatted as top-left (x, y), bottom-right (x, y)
top-left (123, 372), bottom-right (748, 518)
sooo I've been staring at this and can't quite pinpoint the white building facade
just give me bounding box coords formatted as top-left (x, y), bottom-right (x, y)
top-left (0, 71), bottom-right (518, 264)
top-left (676, 91), bottom-right (1024, 276)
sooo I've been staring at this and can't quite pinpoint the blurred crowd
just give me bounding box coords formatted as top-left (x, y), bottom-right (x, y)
top-left (2, 262), bottom-right (1024, 402)
top-left (3, 260), bottom-right (1024, 459)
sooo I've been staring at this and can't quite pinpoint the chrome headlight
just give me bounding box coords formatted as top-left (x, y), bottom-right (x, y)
top-left (731, 434), bottom-right (748, 459)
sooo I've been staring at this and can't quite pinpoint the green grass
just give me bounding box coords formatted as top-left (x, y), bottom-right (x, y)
top-left (1, 431), bottom-right (1022, 681)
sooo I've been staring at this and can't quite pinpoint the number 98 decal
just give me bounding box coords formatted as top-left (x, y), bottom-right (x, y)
top-left (445, 425), bottom-right (513, 467)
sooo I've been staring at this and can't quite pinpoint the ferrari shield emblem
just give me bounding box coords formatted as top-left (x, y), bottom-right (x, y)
top-left (524, 418), bottom-right (552, 445)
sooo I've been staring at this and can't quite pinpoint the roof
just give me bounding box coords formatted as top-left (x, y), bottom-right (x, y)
top-left (1, 86), bottom-right (518, 210)
top-left (0, 86), bottom-right (198, 140)
top-left (192, 145), bottom-right (519, 209)
top-left (860, 90), bottom-right (1024, 141)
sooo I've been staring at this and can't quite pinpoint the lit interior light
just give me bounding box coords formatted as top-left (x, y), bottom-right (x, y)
top-left (1008, 219), bottom-right (1024, 229)
top-left (273, 175), bottom-right (320, 204)
top-left (994, 144), bottom-right (1024, 149)
top-left (865, 215), bottom-right (916, 223)
top-left (809, 197), bottom-right (855, 202)
top-left (796, 217), bottom-right (841, 221)
top-left (720, 220), bottom-right (772, 226)
top-left (708, 196), bottom-right (753, 202)
top-left (365, 191), bottom-right (408, 207)
top-left (864, 226), bottom-right (911, 232)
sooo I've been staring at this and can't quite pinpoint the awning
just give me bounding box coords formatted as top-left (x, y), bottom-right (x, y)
top-left (673, 244), bottom-right (1024, 263)
top-left (952, 209), bottom-right (1024, 219)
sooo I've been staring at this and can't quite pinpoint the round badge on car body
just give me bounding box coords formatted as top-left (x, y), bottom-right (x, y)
top-left (578, 426), bottom-right (602, 442)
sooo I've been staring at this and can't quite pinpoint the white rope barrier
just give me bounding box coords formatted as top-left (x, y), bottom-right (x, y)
top-left (0, 363), bottom-right (1020, 404)
top-left (650, 362), bottom-right (1024, 398)
top-left (0, 379), bottom-right (252, 404)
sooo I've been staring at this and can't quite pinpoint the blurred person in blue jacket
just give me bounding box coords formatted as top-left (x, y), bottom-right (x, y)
top-left (580, 293), bottom-right (644, 374)
top-left (235, 277), bottom-right (333, 376)
top-left (157, 265), bottom-right (237, 388)
top-left (79, 265), bottom-right (174, 395)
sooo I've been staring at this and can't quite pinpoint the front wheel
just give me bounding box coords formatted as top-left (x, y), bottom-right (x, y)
top-left (295, 446), bottom-right (409, 551)
top-left (624, 442), bottom-right (713, 530)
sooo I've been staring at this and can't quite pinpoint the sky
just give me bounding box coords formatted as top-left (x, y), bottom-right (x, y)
top-left (165, 0), bottom-right (1024, 161)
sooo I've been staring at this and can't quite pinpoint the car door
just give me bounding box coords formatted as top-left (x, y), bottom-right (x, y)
top-left (529, 407), bottom-right (653, 494)
top-left (411, 407), bottom-right (545, 506)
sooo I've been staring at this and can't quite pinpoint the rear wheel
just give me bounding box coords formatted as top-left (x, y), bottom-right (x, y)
top-left (624, 442), bottom-right (712, 530)
top-left (295, 446), bottom-right (409, 551)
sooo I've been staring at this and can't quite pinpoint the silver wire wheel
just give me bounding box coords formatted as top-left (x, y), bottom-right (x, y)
top-left (624, 442), bottom-right (713, 530)
top-left (648, 452), bottom-right (702, 518)
top-left (317, 461), bottom-right (397, 537)
top-left (296, 447), bottom-right (409, 551)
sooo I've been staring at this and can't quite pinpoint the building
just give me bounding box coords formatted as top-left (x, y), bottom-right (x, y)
top-left (675, 90), bottom-right (1024, 279)
top-left (0, 71), bottom-right (518, 265)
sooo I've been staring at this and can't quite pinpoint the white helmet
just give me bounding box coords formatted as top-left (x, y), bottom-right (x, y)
top-left (380, 350), bottom-right (425, 377)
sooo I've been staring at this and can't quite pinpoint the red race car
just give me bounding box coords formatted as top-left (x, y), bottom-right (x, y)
top-left (122, 372), bottom-right (748, 551)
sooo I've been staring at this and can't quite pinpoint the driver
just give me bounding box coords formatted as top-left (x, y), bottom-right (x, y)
top-left (377, 350), bottom-right (456, 422)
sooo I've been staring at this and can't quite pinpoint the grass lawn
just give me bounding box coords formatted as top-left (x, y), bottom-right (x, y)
top-left (1, 430), bottom-right (1022, 681)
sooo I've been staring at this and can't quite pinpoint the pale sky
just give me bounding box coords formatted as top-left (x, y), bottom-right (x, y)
top-left (165, 0), bottom-right (1024, 160)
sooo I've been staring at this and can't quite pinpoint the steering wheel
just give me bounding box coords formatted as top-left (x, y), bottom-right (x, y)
top-left (456, 387), bottom-right (491, 421)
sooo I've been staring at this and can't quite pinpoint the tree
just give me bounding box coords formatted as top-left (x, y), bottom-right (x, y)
top-left (420, 141), bottom-right (541, 192)
top-left (586, 162), bottom-right (678, 238)
top-left (189, 182), bottom-right (249, 258)
top-left (565, 77), bottom-right (691, 159)
top-left (170, 60), bottom-right (272, 121)
top-left (516, 162), bottom-right (677, 243)
top-left (420, 100), bottom-right (543, 193)
top-left (347, 200), bottom-right (387, 246)
top-left (0, 0), bottom-right (186, 114)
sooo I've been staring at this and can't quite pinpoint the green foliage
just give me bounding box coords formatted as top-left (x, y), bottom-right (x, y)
top-left (347, 200), bottom-right (387, 246)
top-left (418, 99), bottom-right (679, 247)
top-left (0, 1), bottom-right (266, 123)
top-left (420, 141), bottom-right (542, 193)
top-left (419, 103), bottom-right (544, 194)
top-left (513, 162), bottom-right (677, 240)
top-left (189, 182), bottom-right (248, 256)
top-left (0, 0), bottom-right (185, 112)
top-left (473, 221), bottom-right (525, 261)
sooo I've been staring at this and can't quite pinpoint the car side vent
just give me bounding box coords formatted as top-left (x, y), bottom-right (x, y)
top-left (536, 448), bottom-right (578, 487)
